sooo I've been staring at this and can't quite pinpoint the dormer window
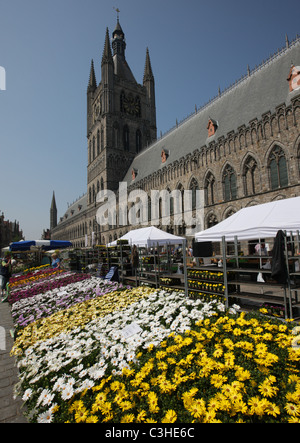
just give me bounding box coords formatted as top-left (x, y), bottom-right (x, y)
top-left (207, 118), bottom-right (218, 137)
top-left (132, 168), bottom-right (138, 180)
top-left (78, 205), bottom-right (82, 211)
top-left (161, 148), bottom-right (169, 163)
top-left (287, 64), bottom-right (300, 92)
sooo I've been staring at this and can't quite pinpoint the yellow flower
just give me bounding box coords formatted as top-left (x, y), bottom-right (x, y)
top-left (147, 391), bottom-right (159, 414)
top-left (285, 403), bottom-right (300, 416)
top-left (120, 400), bottom-right (134, 412)
top-left (258, 381), bottom-right (278, 398)
top-left (265, 402), bottom-right (281, 417)
top-left (136, 410), bottom-right (147, 422)
top-left (161, 409), bottom-right (177, 423)
top-left (259, 308), bottom-right (268, 314)
top-left (213, 347), bottom-right (223, 358)
top-left (100, 401), bottom-right (112, 415)
top-left (86, 415), bottom-right (99, 423)
top-left (188, 399), bottom-right (206, 419)
top-left (210, 374), bottom-right (228, 388)
top-left (75, 407), bottom-right (89, 423)
top-left (248, 397), bottom-right (268, 416)
top-left (235, 367), bottom-right (251, 382)
top-left (120, 414), bottom-right (135, 423)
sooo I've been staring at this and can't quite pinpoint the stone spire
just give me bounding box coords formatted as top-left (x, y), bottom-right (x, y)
top-left (101, 28), bottom-right (113, 66)
top-left (87, 59), bottom-right (97, 92)
top-left (50, 191), bottom-right (57, 230)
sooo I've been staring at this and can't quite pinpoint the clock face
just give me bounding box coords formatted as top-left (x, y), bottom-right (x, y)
top-left (124, 96), bottom-right (140, 116)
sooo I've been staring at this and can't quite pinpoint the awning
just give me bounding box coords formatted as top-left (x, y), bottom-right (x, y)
top-left (10, 240), bottom-right (72, 251)
top-left (195, 196), bottom-right (300, 242)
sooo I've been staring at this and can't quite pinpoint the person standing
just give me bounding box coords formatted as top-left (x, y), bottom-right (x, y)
top-left (0, 254), bottom-right (12, 302)
top-left (51, 253), bottom-right (61, 269)
top-left (131, 245), bottom-right (139, 283)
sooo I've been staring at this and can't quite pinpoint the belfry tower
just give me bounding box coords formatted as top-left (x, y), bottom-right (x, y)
top-left (50, 191), bottom-right (57, 230)
top-left (86, 18), bottom-right (157, 207)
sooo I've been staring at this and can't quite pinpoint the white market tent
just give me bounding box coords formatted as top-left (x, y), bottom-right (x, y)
top-left (109, 226), bottom-right (185, 247)
top-left (195, 196), bottom-right (300, 242)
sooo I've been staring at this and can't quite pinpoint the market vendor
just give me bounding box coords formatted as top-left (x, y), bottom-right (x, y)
top-left (0, 253), bottom-right (12, 302)
top-left (51, 253), bottom-right (61, 269)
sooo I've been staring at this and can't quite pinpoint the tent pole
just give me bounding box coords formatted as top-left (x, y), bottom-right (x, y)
top-left (234, 236), bottom-right (239, 269)
top-left (182, 239), bottom-right (188, 297)
top-left (283, 231), bottom-right (291, 319)
top-left (222, 236), bottom-right (229, 309)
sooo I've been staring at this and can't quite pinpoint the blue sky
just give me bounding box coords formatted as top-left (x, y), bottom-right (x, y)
top-left (0, 0), bottom-right (299, 241)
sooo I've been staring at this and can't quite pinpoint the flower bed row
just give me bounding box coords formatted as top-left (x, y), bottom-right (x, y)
top-left (9, 267), bottom-right (64, 289)
top-left (11, 277), bottom-right (128, 330)
top-left (8, 272), bottom-right (90, 305)
top-left (8, 269), bottom-right (300, 423)
top-left (62, 313), bottom-right (300, 424)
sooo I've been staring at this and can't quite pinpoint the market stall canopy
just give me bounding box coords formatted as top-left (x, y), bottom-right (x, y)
top-left (109, 226), bottom-right (185, 247)
top-left (10, 240), bottom-right (72, 251)
top-left (195, 196), bottom-right (300, 242)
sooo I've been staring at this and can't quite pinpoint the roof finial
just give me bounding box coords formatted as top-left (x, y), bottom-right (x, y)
top-left (113, 6), bottom-right (120, 21)
top-left (285, 33), bottom-right (289, 48)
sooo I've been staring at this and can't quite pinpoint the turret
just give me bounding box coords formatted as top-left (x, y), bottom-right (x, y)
top-left (101, 28), bottom-right (114, 114)
top-left (87, 59), bottom-right (97, 135)
top-left (50, 191), bottom-right (57, 230)
top-left (143, 48), bottom-right (157, 140)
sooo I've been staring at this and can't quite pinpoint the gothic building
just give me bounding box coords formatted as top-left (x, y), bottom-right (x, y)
top-left (0, 212), bottom-right (23, 250)
top-left (51, 20), bottom-right (300, 247)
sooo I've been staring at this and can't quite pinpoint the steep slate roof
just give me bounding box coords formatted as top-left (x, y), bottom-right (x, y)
top-left (124, 38), bottom-right (300, 186)
top-left (58, 194), bottom-right (87, 227)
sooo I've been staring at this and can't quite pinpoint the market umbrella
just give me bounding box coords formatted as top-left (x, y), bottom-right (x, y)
top-left (9, 240), bottom-right (72, 251)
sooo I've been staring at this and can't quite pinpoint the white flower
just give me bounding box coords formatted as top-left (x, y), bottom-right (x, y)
top-left (22, 388), bottom-right (33, 402)
top-left (37, 410), bottom-right (53, 423)
top-left (37, 389), bottom-right (52, 406)
top-left (79, 369), bottom-right (88, 378)
top-left (61, 386), bottom-right (74, 401)
top-left (42, 392), bottom-right (55, 407)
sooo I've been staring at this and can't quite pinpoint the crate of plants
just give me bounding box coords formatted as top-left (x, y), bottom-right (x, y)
top-left (116, 239), bottom-right (129, 245)
top-left (188, 290), bottom-right (225, 303)
top-left (188, 280), bottom-right (225, 293)
top-left (259, 302), bottom-right (285, 319)
top-left (160, 277), bottom-right (182, 287)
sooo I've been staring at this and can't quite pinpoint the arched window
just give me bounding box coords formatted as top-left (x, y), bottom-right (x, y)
top-left (92, 184), bottom-right (96, 203)
top-left (123, 125), bottom-right (129, 151)
top-left (298, 145), bottom-right (300, 178)
top-left (204, 172), bottom-right (215, 205)
top-left (223, 165), bottom-right (237, 201)
top-left (120, 91), bottom-right (125, 113)
top-left (88, 141), bottom-right (92, 164)
top-left (268, 146), bottom-right (288, 190)
top-left (92, 136), bottom-right (95, 160)
top-left (189, 178), bottom-right (199, 211)
top-left (136, 129), bottom-right (142, 153)
top-left (207, 213), bottom-right (218, 229)
top-left (113, 123), bottom-right (120, 148)
top-left (97, 130), bottom-right (100, 155)
top-left (243, 156), bottom-right (258, 196)
top-left (136, 96), bottom-right (141, 117)
top-left (101, 127), bottom-right (104, 151)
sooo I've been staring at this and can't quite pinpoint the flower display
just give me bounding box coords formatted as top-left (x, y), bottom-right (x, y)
top-left (11, 277), bottom-right (128, 330)
top-left (8, 272), bottom-right (91, 305)
top-left (56, 312), bottom-right (300, 424)
top-left (7, 267), bottom-right (300, 424)
top-left (9, 268), bottom-right (64, 289)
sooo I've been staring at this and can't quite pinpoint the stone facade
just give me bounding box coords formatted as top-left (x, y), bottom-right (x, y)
top-left (51, 24), bottom-right (300, 248)
top-left (0, 212), bottom-right (23, 250)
